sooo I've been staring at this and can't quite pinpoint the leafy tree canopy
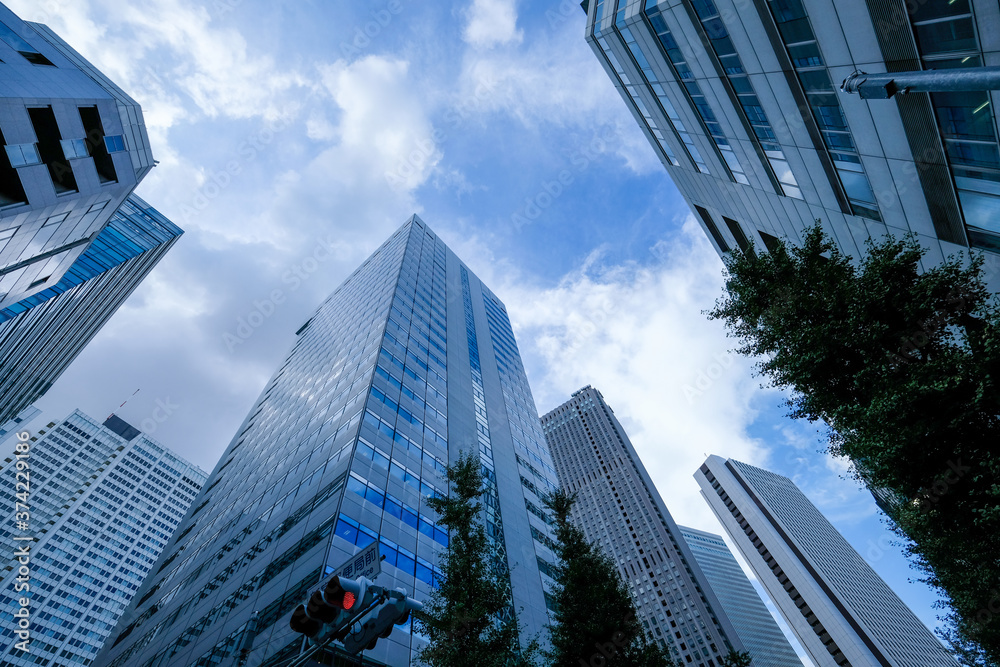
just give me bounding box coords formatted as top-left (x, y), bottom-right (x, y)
top-left (543, 489), bottom-right (677, 667)
top-left (415, 452), bottom-right (537, 667)
top-left (708, 224), bottom-right (1000, 664)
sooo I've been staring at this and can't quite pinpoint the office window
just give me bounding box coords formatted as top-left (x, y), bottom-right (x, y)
top-left (27, 107), bottom-right (77, 194)
top-left (0, 20), bottom-right (54, 66)
top-left (722, 217), bottom-right (754, 255)
top-left (693, 206), bottom-right (729, 253)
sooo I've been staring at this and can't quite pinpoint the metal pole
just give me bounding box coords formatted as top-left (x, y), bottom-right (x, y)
top-left (841, 66), bottom-right (1000, 99)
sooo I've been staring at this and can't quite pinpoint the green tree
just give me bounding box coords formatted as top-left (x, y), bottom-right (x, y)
top-left (415, 452), bottom-right (537, 666)
top-left (543, 489), bottom-right (676, 667)
top-left (719, 649), bottom-right (752, 667)
top-left (708, 223), bottom-right (1000, 664)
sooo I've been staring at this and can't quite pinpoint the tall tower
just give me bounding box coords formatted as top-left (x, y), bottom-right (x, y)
top-left (583, 0), bottom-right (1000, 287)
top-left (695, 455), bottom-right (958, 667)
top-left (0, 194), bottom-right (183, 424)
top-left (541, 385), bottom-right (744, 667)
top-left (97, 216), bottom-right (560, 667)
top-left (0, 2), bottom-right (154, 308)
top-left (678, 525), bottom-right (803, 667)
top-left (0, 408), bottom-right (206, 667)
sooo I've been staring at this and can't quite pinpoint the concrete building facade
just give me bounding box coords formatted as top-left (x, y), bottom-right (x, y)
top-left (584, 0), bottom-right (1000, 288)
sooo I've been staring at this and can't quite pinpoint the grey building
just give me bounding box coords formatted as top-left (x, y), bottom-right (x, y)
top-left (541, 385), bottom-right (744, 667)
top-left (679, 525), bottom-right (803, 667)
top-left (0, 193), bottom-right (183, 425)
top-left (96, 215), bottom-right (560, 667)
top-left (0, 408), bottom-right (206, 667)
top-left (0, 1), bottom-right (154, 308)
top-left (583, 0), bottom-right (1000, 288)
top-left (695, 455), bottom-right (958, 667)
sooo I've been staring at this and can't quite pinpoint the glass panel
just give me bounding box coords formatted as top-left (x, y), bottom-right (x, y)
top-left (945, 140), bottom-right (1000, 168)
top-left (914, 18), bottom-right (977, 56)
top-left (911, 0), bottom-right (970, 23)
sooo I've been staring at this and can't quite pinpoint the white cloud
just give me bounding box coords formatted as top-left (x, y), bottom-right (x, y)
top-left (463, 0), bottom-right (522, 48)
top-left (494, 218), bottom-right (777, 527)
top-left (455, 9), bottom-right (661, 174)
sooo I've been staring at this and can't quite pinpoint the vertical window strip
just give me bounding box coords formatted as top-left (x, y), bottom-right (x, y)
top-left (639, 5), bottom-right (748, 184)
top-left (761, 0), bottom-right (881, 220)
top-left (684, 0), bottom-right (803, 199)
top-left (593, 28), bottom-right (682, 168)
top-left (906, 2), bottom-right (1000, 250)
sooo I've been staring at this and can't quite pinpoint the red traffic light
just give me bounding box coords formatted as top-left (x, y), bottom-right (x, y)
top-left (323, 576), bottom-right (360, 610)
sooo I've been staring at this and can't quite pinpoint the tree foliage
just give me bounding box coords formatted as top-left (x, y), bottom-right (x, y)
top-left (718, 649), bottom-right (753, 667)
top-left (708, 224), bottom-right (1000, 664)
top-left (543, 489), bottom-right (676, 667)
top-left (415, 452), bottom-right (537, 667)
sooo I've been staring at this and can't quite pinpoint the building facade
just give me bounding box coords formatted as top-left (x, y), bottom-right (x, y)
top-left (678, 525), bottom-right (803, 667)
top-left (0, 408), bottom-right (206, 667)
top-left (0, 193), bottom-right (183, 425)
top-left (541, 385), bottom-right (744, 667)
top-left (584, 0), bottom-right (1000, 288)
top-left (0, 1), bottom-right (154, 308)
top-left (97, 216), bottom-right (561, 667)
top-left (695, 455), bottom-right (958, 667)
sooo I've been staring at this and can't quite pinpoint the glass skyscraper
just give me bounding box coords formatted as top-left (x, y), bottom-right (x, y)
top-left (541, 385), bottom-right (744, 667)
top-left (583, 0), bottom-right (1000, 289)
top-left (97, 215), bottom-right (560, 667)
top-left (0, 408), bottom-right (206, 667)
top-left (678, 526), bottom-right (802, 667)
top-left (0, 193), bottom-right (183, 425)
top-left (696, 455), bottom-right (958, 667)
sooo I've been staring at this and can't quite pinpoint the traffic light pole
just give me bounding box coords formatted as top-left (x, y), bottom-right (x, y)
top-left (841, 66), bottom-right (1000, 99)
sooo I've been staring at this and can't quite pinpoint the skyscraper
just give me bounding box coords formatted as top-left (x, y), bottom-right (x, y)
top-left (0, 193), bottom-right (183, 425)
top-left (0, 408), bottom-right (206, 667)
top-left (678, 525), bottom-right (803, 667)
top-left (0, 2), bottom-right (154, 308)
top-left (583, 0), bottom-right (1000, 287)
top-left (541, 385), bottom-right (744, 667)
top-left (695, 455), bottom-right (958, 667)
top-left (97, 215), bottom-right (561, 667)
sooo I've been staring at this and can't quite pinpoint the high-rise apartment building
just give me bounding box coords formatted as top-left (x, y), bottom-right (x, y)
top-left (695, 455), bottom-right (958, 667)
top-left (541, 385), bottom-right (744, 667)
top-left (0, 193), bottom-right (183, 425)
top-left (97, 215), bottom-right (561, 667)
top-left (583, 0), bottom-right (1000, 288)
top-left (0, 1), bottom-right (154, 308)
top-left (678, 525), bottom-right (803, 667)
top-left (0, 408), bottom-right (206, 667)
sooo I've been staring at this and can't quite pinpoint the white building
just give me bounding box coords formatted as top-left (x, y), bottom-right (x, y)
top-left (695, 455), bottom-right (958, 667)
top-left (0, 1), bottom-right (154, 308)
top-left (584, 0), bottom-right (1000, 288)
top-left (0, 408), bottom-right (206, 667)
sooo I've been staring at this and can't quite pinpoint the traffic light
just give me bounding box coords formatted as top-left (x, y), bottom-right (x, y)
top-left (341, 588), bottom-right (423, 654)
top-left (289, 576), bottom-right (372, 642)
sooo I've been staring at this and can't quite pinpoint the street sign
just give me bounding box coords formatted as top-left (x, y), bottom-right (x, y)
top-left (324, 541), bottom-right (381, 583)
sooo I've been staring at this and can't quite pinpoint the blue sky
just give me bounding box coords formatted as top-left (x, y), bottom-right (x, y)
top-left (12, 0), bottom-right (948, 659)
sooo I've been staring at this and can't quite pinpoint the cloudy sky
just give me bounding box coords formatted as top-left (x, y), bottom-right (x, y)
top-left (12, 0), bottom-right (948, 656)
